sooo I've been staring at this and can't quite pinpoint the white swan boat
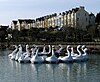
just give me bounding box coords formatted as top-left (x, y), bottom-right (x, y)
top-left (18, 44), bottom-right (31, 63)
top-left (15, 44), bottom-right (23, 61)
top-left (58, 45), bottom-right (73, 63)
top-left (30, 47), bottom-right (45, 63)
top-left (72, 45), bottom-right (84, 62)
top-left (9, 45), bottom-right (18, 60)
top-left (45, 46), bottom-right (59, 63)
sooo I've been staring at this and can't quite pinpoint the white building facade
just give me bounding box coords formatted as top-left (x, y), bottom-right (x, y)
top-left (11, 19), bottom-right (35, 31)
top-left (55, 6), bottom-right (95, 30)
top-left (75, 6), bottom-right (89, 29)
top-left (11, 20), bottom-right (18, 30)
top-left (11, 6), bottom-right (95, 31)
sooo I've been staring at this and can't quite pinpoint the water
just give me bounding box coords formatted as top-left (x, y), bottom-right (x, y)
top-left (0, 50), bottom-right (100, 82)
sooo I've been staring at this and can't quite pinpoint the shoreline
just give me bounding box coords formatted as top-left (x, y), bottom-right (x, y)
top-left (0, 42), bottom-right (100, 53)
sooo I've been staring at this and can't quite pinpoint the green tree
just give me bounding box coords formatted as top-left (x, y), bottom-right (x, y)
top-left (95, 12), bottom-right (100, 24)
top-left (0, 28), bottom-right (7, 42)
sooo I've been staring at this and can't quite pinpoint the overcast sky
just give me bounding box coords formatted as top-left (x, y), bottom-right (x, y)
top-left (0, 0), bottom-right (100, 25)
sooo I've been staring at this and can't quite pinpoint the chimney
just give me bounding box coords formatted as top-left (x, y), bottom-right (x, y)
top-left (80, 6), bottom-right (84, 10)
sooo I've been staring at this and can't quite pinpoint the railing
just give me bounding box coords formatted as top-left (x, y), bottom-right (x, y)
top-left (0, 42), bottom-right (100, 46)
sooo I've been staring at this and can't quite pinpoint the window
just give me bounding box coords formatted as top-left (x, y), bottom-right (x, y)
top-left (56, 19), bottom-right (59, 26)
top-left (89, 20), bottom-right (90, 24)
top-left (78, 13), bottom-right (80, 16)
top-left (85, 13), bottom-right (86, 16)
top-left (48, 21), bottom-right (50, 26)
top-left (54, 19), bottom-right (55, 23)
top-left (61, 19), bottom-right (63, 24)
top-left (86, 18), bottom-right (87, 22)
top-left (77, 18), bottom-right (79, 21)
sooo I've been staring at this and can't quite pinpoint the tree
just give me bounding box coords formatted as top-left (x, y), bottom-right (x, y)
top-left (0, 28), bottom-right (7, 42)
top-left (95, 12), bottom-right (100, 24)
top-left (11, 29), bottom-right (20, 42)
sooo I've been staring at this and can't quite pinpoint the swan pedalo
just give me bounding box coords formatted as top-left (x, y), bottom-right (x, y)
top-left (9, 44), bottom-right (88, 63)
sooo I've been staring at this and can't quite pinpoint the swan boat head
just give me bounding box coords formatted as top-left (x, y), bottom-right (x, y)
top-left (81, 45), bottom-right (88, 61)
top-left (48, 45), bottom-right (51, 54)
top-left (12, 45), bottom-right (18, 49)
top-left (15, 44), bottom-right (23, 61)
top-left (58, 45), bottom-right (73, 63)
top-left (56, 44), bottom-right (63, 53)
top-left (72, 45), bottom-right (84, 62)
top-left (9, 45), bottom-right (18, 59)
top-left (67, 45), bottom-right (71, 52)
top-left (77, 45), bottom-right (82, 55)
top-left (31, 45), bottom-right (37, 56)
top-left (18, 44), bottom-right (21, 47)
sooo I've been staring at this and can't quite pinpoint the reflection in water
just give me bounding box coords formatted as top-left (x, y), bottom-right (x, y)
top-left (31, 64), bottom-right (48, 82)
top-left (75, 62), bottom-right (87, 82)
top-left (9, 59), bottom-right (88, 82)
top-left (46, 64), bottom-right (58, 82)
top-left (40, 63), bottom-right (87, 82)
top-left (1, 50), bottom-right (100, 82)
top-left (58, 63), bottom-right (73, 82)
top-left (67, 64), bottom-right (73, 82)
top-left (9, 59), bottom-right (15, 68)
top-left (31, 64), bottom-right (41, 82)
top-left (4, 61), bottom-right (86, 81)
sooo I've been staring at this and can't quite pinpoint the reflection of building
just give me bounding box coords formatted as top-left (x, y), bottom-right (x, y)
top-left (11, 6), bottom-right (95, 31)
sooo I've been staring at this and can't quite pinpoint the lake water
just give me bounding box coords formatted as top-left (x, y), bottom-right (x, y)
top-left (0, 50), bottom-right (100, 82)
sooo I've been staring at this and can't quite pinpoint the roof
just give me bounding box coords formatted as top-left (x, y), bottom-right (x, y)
top-left (0, 25), bottom-right (9, 29)
top-left (72, 8), bottom-right (79, 12)
top-left (12, 20), bottom-right (17, 24)
top-left (65, 6), bottom-right (81, 14)
top-left (89, 13), bottom-right (95, 16)
top-left (18, 19), bottom-right (35, 23)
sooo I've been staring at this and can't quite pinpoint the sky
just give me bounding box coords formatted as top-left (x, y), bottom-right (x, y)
top-left (0, 0), bottom-right (100, 25)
